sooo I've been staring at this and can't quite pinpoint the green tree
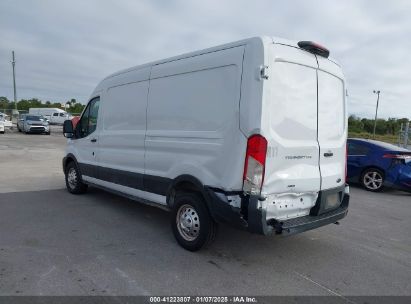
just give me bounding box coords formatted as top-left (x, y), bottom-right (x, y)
top-left (348, 115), bottom-right (364, 133)
top-left (67, 103), bottom-right (85, 114)
top-left (0, 96), bottom-right (10, 109)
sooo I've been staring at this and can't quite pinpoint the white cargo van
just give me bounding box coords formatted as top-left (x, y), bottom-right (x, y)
top-left (62, 36), bottom-right (349, 251)
top-left (29, 108), bottom-right (71, 124)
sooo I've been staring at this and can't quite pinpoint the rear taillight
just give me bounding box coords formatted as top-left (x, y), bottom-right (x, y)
top-left (243, 135), bottom-right (267, 195)
top-left (383, 153), bottom-right (411, 165)
top-left (383, 153), bottom-right (411, 160)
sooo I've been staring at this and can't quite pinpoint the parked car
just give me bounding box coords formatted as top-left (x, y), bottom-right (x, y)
top-left (17, 114), bottom-right (50, 135)
top-left (62, 36), bottom-right (349, 251)
top-left (0, 117), bottom-right (5, 134)
top-left (0, 112), bottom-right (13, 128)
top-left (347, 138), bottom-right (411, 192)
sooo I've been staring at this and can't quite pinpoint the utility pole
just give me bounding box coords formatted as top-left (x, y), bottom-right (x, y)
top-left (372, 90), bottom-right (380, 139)
top-left (11, 51), bottom-right (18, 122)
top-left (12, 51), bottom-right (17, 108)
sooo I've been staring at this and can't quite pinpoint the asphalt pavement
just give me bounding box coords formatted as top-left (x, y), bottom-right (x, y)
top-left (0, 127), bottom-right (410, 297)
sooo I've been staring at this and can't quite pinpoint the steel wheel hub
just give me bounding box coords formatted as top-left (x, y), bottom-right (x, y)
top-left (67, 167), bottom-right (78, 189)
top-left (364, 171), bottom-right (383, 190)
top-left (176, 204), bottom-right (200, 241)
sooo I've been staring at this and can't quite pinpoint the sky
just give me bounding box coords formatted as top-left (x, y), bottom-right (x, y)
top-left (0, 0), bottom-right (410, 119)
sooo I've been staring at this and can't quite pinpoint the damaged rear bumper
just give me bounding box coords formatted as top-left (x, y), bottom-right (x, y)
top-left (205, 185), bottom-right (349, 236)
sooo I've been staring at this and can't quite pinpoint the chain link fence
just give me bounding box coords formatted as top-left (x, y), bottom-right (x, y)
top-left (398, 122), bottom-right (410, 149)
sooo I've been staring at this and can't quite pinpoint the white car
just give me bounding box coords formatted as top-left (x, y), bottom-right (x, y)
top-left (0, 113), bottom-right (12, 131)
top-left (62, 36), bottom-right (349, 251)
top-left (17, 114), bottom-right (50, 134)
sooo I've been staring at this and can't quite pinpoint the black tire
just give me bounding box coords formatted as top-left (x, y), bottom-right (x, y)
top-left (0, 131), bottom-right (4, 134)
top-left (45, 132), bottom-right (50, 135)
top-left (65, 161), bottom-right (88, 194)
top-left (171, 192), bottom-right (218, 251)
top-left (361, 168), bottom-right (385, 192)
top-left (18, 126), bottom-right (21, 132)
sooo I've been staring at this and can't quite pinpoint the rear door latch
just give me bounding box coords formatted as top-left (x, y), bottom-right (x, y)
top-left (260, 65), bottom-right (269, 80)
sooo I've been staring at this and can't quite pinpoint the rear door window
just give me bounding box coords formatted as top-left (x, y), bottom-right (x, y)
top-left (318, 71), bottom-right (345, 141)
top-left (268, 62), bottom-right (318, 140)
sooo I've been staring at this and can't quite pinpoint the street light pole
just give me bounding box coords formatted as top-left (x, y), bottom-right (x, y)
top-left (11, 51), bottom-right (17, 111)
top-left (372, 90), bottom-right (380, 139)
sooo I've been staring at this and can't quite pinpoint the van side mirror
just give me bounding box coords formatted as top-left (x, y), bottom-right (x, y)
top-left (63, 120), bottom-right (74, 138)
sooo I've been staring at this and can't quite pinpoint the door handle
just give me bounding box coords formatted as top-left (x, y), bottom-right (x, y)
top-left (324, 152), bottom-right (333, 157)
top-left (90, 138), bottom-right (97, 143)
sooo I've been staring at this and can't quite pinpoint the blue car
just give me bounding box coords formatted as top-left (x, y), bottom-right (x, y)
top-left (347, 138), bottom-right (411, 192)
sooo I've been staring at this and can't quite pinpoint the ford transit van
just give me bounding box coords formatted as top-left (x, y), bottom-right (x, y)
top-left (63, 36), bottom-right (349, 251)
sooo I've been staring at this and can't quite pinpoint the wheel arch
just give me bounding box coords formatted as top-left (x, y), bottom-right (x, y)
top-left (166, 175), bottom-right (211, 210)
top-left (63, 153), bottom-right (80, 174)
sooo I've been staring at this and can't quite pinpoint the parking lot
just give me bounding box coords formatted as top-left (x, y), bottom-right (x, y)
top-left (0, 127), bottom-right (410, 297)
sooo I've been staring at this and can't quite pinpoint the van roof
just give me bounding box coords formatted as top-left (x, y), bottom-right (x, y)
top-left (103, 36), bottom-right (272, 80)
top-left (93, 36), bottom-right (340, 95)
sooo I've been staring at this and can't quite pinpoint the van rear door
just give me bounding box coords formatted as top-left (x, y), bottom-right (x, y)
top-left (263, 44), bottom-right (321, 195)
top-left (263, 43), bottom-right (346, 197)
top-left (316, 57), bottom-right (346, 190)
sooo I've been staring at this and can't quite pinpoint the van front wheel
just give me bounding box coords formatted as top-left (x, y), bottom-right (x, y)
top-left (65, 162), bottom-right (88, 194)
top-left (171, 192), bottom-right (217, 251)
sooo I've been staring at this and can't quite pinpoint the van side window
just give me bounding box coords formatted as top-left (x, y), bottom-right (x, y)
top-left (53, 113), bottom-right (58, 116)
top-left (88, 99), bottom-right (100, 134)
top-left (77, 97), bottom-right (100, 138)
top-left (60, 113), bottom-right (65, 117)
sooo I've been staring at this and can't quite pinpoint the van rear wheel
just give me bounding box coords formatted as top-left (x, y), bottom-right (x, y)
top-left (171, 192), bottom-right (217, 251)
top-left (65, 162), bottom-right (88, 194)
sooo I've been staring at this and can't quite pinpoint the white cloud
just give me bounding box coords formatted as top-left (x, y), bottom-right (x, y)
top-left (0, 0), bottom-right (410, 118)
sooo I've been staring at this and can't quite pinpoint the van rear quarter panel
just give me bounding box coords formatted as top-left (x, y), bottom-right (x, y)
top-left (238, 37), bottom-right (268, 136)
top-left (145, 46), bottom-right (247, 190)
